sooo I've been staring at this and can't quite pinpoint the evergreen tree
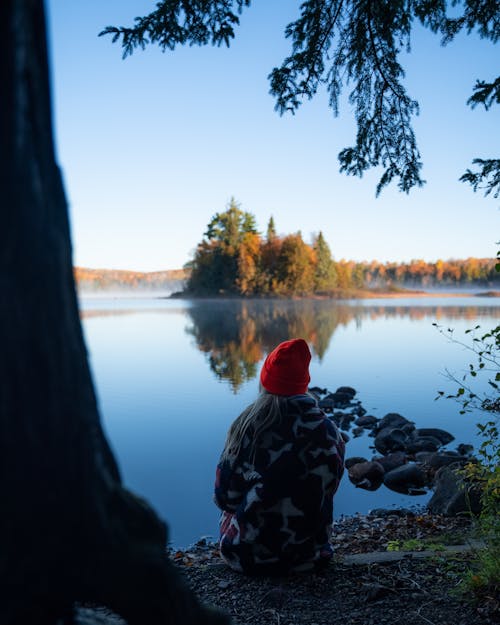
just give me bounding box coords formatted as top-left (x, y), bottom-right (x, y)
top-left (102, 1), bottom-right (499, 198)
top-left (266, 216), bottom-right (277, 242)
top-left (205, 196), bottom-right (257, 250)
top-left (188, 198), bottom-right (260, 294)
top-left (259, 223), bottom-right (282, 294)
top-left (313, 232), bottom-right (337, 293)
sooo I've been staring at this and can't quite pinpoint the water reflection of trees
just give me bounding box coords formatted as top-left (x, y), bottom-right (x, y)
top-left (186, 300), bottom-right (363, 391)
top-left (184, 300), bottom-right (500, 391)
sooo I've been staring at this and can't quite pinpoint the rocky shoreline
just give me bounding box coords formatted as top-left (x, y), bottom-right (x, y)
top-left (164, 379), bottom-right (494, 624)
top-left (308, 386), bottom-right (480, 516)
top-left (165, 385), bottom-right (488, 625)
top-left (169, 509), bottom-right (474, 566)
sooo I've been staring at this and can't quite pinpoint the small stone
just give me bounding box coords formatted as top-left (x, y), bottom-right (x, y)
top-left (362, 583), bottom-right (391, 602)
top-left (218, 580), bottom-right (231, 589)
top-left (355, 414), bottom-right (378, 428)
top-left (336, 386), bottom-right (356, 398)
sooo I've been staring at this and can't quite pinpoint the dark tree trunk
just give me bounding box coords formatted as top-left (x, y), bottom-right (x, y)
top-left (0, 2), bottom-right (226, 623)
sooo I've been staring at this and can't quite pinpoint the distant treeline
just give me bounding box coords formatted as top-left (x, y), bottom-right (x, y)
top-left (343, 257), bottom-right (498, 289)
top-left (74, 267), bottom-right (186, 291)
top-left (185, 199), bottom-right (498, 296)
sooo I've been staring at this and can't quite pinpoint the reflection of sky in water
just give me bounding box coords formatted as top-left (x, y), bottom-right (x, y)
top-left (81, 297), bottom-right (499, 546)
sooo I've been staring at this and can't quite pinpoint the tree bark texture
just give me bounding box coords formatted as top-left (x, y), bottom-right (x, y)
top-left (0, 2), bottom-right (227, 623)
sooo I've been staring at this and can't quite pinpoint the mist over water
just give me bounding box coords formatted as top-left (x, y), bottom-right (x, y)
top-left (77, 287), bottom-right (182, 300)
top-left (80, 295), bottom-right (500, 547)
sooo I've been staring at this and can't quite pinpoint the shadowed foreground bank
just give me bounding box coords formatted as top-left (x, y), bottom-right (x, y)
top-left (175, 512), bottom-right (496, 625)
top-left (66, 511), bottom-right (496, 624)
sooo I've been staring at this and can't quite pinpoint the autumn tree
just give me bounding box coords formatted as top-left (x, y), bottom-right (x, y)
top-left (334, 260), bottom-right (354, 290)
top-left (274, 232), bottom-right (316, 295)
top-left (102, 1), bottom-right (499, 199)
top-left (187, 197), bottom-right (259, 294)
top-left (236, 230), bottom-right (261, 294)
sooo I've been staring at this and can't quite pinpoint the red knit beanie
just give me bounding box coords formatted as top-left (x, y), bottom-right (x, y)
top-left (260, 338), bottom-right (311, 396)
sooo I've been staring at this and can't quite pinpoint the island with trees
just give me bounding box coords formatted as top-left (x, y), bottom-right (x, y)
top-left (180, 198), bottom-right (498, 297)
top-left (73, 199), bottom-right (498, 297)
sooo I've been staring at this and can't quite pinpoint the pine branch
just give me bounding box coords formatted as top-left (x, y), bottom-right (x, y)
top-left (460, 158), bottom-right (500, 199)
top-left (268, 0), bottom-right (345, 113)
top-left (467, 76), bottom-right (500, 110)
top-left (100, 0), bottom-right (498, 198)
top-left (99, 0), bottom-right (251, 57)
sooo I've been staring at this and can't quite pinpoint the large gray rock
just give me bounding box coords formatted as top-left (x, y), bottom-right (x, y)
top-left (335, 386), bottom-right (356, 399)
top-left (374, 427), bottom-right (408, 454)
top-left (413, 428), bottom-right (455, 445)
top-left (373, 451), bottom-right (407, 473)
top-left (401, 422), bottom-right (416, 435)
top-left (355, 414), bottom-right (379, 428)
top-left (414, 451), bottom-right (434, 463)
top-left (383, 463), bottom-right (427, 494)
top-left (345, 456), bottom-right (369, 469)
top-left (375, 413), bottom-right (413, 432)
top-left (427, 466), bottom-right (482, 516)
top-left (421, 451), bottom-right (467, 471)
top-left (323, 390), bottom-right (353, 408)
top-left (405, 435), bottom-right (442, 454)
top-left (348, 461), bottom-right (385, 491)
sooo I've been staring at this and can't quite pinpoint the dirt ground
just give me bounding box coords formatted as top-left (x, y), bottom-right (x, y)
top-left (174, 511), bottom-right (498, 625)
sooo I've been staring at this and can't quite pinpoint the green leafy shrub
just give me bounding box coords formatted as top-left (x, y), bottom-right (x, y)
top-left (435, 256), bottom-right (499, 604)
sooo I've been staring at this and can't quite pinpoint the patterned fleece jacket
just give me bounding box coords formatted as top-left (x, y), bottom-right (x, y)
top-left (214, 394), bottom-right (345, 575)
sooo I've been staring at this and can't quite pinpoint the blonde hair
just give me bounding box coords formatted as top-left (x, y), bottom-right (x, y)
top-left (222, 389), bottom-right (287, 461)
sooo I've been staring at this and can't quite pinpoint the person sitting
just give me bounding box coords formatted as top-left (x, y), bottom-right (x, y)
top-left (214, 338), bottom-right (345, 576)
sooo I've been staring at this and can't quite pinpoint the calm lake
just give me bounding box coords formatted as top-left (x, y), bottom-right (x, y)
top-left (79, 295), bottom-right (500, 547)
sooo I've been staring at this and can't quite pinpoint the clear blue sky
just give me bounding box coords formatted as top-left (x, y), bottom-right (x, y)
top-left (47, 0), bottom-right (499, 271)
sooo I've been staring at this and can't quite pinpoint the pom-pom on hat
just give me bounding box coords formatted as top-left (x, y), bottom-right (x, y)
top-left (260, 338), bottom-right (311, 396)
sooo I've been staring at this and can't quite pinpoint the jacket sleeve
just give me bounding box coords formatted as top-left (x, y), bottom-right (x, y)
top-left (214, 454), bottom-right (260, 513)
